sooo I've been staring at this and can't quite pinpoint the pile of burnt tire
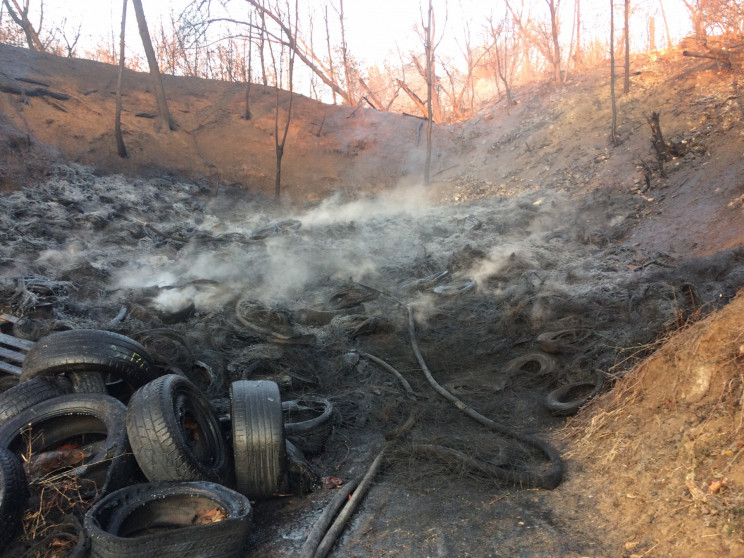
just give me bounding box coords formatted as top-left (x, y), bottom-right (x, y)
top-left (0, 328), bottom-right (332, 557)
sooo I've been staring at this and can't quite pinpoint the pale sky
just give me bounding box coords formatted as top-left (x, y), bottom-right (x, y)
top-left (35, 0), bottom-right (693, 68)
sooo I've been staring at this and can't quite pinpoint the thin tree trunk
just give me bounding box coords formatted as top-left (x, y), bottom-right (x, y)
top-left (564, 0), bottom-right (578, 83)
top-left (575, 0), bottom-right (582, 65)
top-left (549, 0), bottom-right (562, 84)
top-left (324, 5), bottom-right (337, 104)
top-left (624, 0), bottom-right (630, 94)
top-left (358, 77), bottom-right (384, 110)
top-left (658, 0), bottom-right (672, 49)
top-left (269, 0), bottom-right (297, 201)
top-left (115, 0), bottom-right (128, 158)
top-left (4, 0), bottom-right (44, 51)
top-left (338, 0), bottom-right (353, 104)
top-left (424, 0), bottom-right (434, 187)
top-left (610, 0), bottom-right (619, 146)
top-left (131, 0), bottom-right (174, 131)
top-left (244, 14), bottom-right (253, 120)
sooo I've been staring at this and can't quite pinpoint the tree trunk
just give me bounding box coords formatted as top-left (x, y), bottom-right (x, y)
top-left (575, 0), bottom-right (582, 65)
top-left (647, 111), bottom-right (671, 176)
top-left (549, 0), bottom-right (562, 84)
top-left (244, 14), bottom-right (253, 120)
top-left (338, 0), bottom-right (353, 105)
top-left (247, 0), bottom-right (354, 105)
top-left (649, 16), bottom-right (656, 51)
top-left (358, 77), bottom-right (384, 110)
top-left (423, 0), bottom-right (434, 187)
top-left (658, 0), bottom-right (672, 49)
top-left (610, 0), bottom-right (619, 146)
top-left (131, 0), bottom-right (174, 132)
top-left (624, 0), bottom-right (630, 94)
top-left (115, 0), bottom-right (128, 158)
top-left (324, 5), bottom-right (337, 104)
top-left (4, 0), bottom-right (44, 51)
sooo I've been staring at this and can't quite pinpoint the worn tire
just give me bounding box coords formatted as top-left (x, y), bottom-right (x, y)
top-left (0, 447), bottom-right (29, 550)
top-left (0, 375), bottom-right (19, 394)
top-left (0, 376), bottom-right (72, 427)
top-left (504, 352), bottom-right (557, 384)
top-left (230, 380), bottom-right (286, 499)
top-left (20, 329), bottom-right (158, 389)
top-left (283, 397), bottom-right (334, 455)
top-left (85, 481), bottom-right (252, 558)
top-left (69, 371), bottom-right (108, 394)
top-left (0, 393), bottom-right (133, 497)
top-left (545, 374), bottom-right (604, 416)
top-left (126, 374), bottom-right (229, 483)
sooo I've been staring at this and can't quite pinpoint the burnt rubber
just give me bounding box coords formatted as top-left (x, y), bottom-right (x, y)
top-left (283, 397), bottom-right (334, 455)
top-left (0, 376), bottom-right (72, 427)
top-left (126, 374), bottom-right (229, 483)
top-left (545, 374), bottom-right (604, 416)
top-left (20, 329), bottom-right (159, 389)
top-left (0, 447), bottom-right (29, 550)
top-left (84, 481), bottom-right (252, 558)
top-left (0, 393), bottom-right (133, 497)
top-left (230, 380), bottom-right (286, 499)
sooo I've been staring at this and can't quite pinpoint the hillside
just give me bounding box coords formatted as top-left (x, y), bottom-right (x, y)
top-left (1, 41), bottom-right (744, 556)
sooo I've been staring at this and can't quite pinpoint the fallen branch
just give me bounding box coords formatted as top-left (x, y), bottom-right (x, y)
top-left (0, 73), bottom-right (70, 101)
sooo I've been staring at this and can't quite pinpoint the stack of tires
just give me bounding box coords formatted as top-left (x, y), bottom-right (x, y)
top-left (0, 328), bottom-right (334, 556)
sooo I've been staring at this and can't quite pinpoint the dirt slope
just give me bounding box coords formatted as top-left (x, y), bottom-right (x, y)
top-left (1, 41), bottom-right (744, 557)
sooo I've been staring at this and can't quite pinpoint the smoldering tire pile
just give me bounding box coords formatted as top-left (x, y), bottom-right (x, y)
top-left (0, 328), bottom-right (329, 557)
top-left (3, 166), bottom-right (744, 555)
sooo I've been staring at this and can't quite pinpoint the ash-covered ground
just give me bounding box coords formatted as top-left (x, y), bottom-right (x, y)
top-left (2, 164), bottom-right (744, 555)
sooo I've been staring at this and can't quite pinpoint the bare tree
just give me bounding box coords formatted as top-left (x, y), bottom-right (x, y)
top-left (115, 0), bottom-right (128, 158)
top-left (624, 0), bottom-right (630, 94)
top-left (262, 0), bottom-right (297, 200)
top-left (132, 0), bottom-right (175, 131)
top-left (333, 0), bottom-right (355, 104)
top-left (610, 0), bottom-right (619, 146)
top-left (323, 5), bottom-right (337, 104)
top-left (422, 0), bottom-right (435, 186)
top-left (505, 0), bottom-right (562, 84)
top-left (487, 13), bottom-right (519, 106)
top-left (574, 0), bottom-right (582, 66)
top-left (244, 15), bottom-right (254, 120)
top-left (658, 0), bottom-right (672, 48)
top-left (247, 0), bottom-right (355, 105)
top-left (2, 0), bottom-right (43, 50)
top-left (681, 0), bottom-right (706, 40)
top-left (55, 17), bottom-right (80, 58)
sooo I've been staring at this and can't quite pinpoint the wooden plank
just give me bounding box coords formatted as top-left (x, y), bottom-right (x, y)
top-left (0, 360), bottom-right (21, 375)
top-left (0, 314), bottom-right (19, 324)
top-left (0, 332), bottom-right (35, 351)
top-left (0, 346), bottom-right (26, 364)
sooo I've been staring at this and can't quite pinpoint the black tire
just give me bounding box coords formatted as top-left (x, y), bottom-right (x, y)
top-left (230, 380), bottom-right (286, 499)
top-left (0, 393), bottom-right (133, 497)
top-left (504, 352), bottom-right (557, 384)
top-left (126, 375), bottom-right (229, 483)
top-left (545, 374), bottom-right (604, 416)
top-left (0, 376), bottom-right (72, 427)
top-left (0, 447), bottom-right (29, 550)
top-left (283, 397), bottom-right (334, 455)
top-left (85, 481), bottom-right (252, 558)
top-left (20, 329), bottom-right (158, 389)
top-left (69, 371), bottom-right (108, 394)
top-left (0, 374), bottom-right (19, 394)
